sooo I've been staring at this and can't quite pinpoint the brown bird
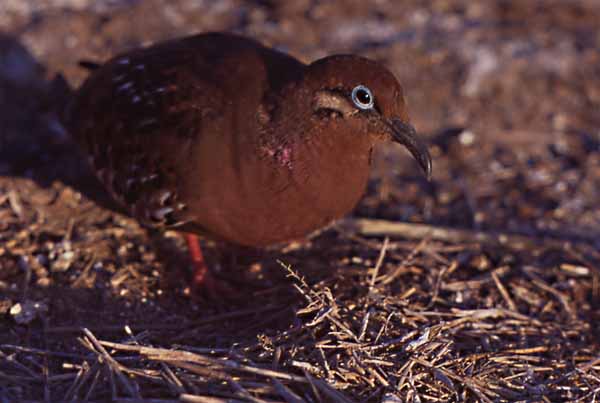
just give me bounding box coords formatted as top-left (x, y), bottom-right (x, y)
top-left (61, 32), bottom-right (432, 292)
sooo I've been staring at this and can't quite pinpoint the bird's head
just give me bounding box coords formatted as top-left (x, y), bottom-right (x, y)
top-left (298, 55), bottom-right (432, 179)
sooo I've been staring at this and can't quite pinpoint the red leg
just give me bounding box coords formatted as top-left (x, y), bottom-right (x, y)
top-left (184, 233), bottom-right (236, 299)
top-left (185, 233), bottom-right (209, 285)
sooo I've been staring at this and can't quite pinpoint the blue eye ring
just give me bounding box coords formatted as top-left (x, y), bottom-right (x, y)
top-left (351, 85), bottom-right (374, 110)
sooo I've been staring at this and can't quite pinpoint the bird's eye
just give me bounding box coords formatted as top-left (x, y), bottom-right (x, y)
top-left (351, 85), bottom-right (374, 110)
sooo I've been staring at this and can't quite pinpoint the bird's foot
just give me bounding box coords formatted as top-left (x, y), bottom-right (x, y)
top-left (185, 233), bottom-right (237, 301)
top-left (190, 264), bottom-right (237, 301)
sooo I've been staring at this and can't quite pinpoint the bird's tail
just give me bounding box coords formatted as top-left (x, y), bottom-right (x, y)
top-left (46, 73), bottom-right (74, 130)
top-left (45, 60), bottom-right (100, 136)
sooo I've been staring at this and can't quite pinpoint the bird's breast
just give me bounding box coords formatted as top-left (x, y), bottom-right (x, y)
top-left (185, 133), bottom-right (371, 247)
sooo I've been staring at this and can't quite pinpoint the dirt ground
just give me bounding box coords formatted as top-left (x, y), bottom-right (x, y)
top-left (1, 0), bottom-right (600, 402)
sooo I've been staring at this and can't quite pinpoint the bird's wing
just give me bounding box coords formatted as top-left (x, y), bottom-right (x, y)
top-left (65, 33), bottom-right (305, 233)
top-left (65, 36), bottom-right (234, 230)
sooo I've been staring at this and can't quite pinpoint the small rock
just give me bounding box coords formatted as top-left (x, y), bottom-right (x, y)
top-left (382, 394), bottom-right (403, 403)
top-left (52, 250), bottom-right (76, 272)
top-left (9, 300), bottom-right (48, 324)
top-left (458, 129), bottom-right (476, 146)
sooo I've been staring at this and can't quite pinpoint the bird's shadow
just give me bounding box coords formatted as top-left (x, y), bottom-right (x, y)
top-left (0, 34), bottom-right (121, 212)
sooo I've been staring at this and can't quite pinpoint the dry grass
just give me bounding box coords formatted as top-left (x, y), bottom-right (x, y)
top-left (2, 212), bottom-right (600, 402)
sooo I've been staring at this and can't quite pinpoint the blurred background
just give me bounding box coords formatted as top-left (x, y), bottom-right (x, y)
top-left (2, 1), bottom-right (600, 402)
top-left (2, 0), bottom-right (600, 234)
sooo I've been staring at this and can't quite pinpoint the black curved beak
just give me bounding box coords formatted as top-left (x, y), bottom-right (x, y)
top-left (388, 119), bottom-right (432, 180)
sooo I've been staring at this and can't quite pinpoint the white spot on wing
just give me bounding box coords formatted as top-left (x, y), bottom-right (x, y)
top-left (117, 82), bottom-right (134, 92)
top-left (152, 207), bottom-right (174, 221)
top-left (159, 191), bottom-right (172, 205)
top-left (140, 174), bottom-right (158, 183)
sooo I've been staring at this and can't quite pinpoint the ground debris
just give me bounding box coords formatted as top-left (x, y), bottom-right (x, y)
top-left (9, 300), bottom-right (48, 325)
top-left (1, 1), bottom-right (600, 402)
